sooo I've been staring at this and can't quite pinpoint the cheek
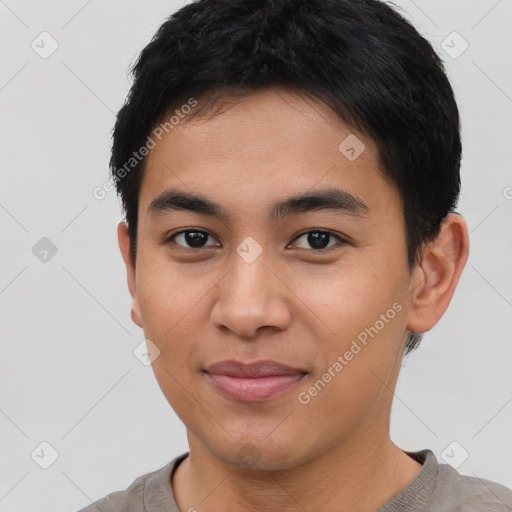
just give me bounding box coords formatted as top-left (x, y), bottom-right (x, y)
top-left (303, 265), bottom-right (408, 396)
top-left (139, 271), bottom-right (204, 421)
top-left (135, 272), bottom-right (205, 389)
top-left (303, 261), bottom-right (405, 338)
top-left (136, 257), bottom-right (211, 334)
top-left (296, 295), bottom-right (406, 440)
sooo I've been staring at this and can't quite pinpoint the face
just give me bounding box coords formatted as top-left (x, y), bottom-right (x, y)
top-left (121, 87), bottom-right (423, 470)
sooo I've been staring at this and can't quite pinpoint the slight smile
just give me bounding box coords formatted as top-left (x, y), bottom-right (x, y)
top-left (204, 360), bottom-right (309, 402)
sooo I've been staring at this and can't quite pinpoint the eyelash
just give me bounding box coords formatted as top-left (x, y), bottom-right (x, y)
top-left (165, 229), bottom-right (348, 253)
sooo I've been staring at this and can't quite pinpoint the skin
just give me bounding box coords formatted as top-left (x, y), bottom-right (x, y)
top-left (118, 86), bottom-right (469, 511)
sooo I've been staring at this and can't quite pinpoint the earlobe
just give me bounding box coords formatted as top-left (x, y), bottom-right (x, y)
top-left (117, 221), bottom-right (143, 328)
top-left (406, 213), bottom-right (469, 334)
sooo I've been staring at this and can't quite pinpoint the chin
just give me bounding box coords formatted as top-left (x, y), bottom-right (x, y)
top-left (210, 438), bottom-right (308, 472)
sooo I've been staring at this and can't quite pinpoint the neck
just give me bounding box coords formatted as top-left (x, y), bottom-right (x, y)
top-left (172, 425), bottom-right (422, 512)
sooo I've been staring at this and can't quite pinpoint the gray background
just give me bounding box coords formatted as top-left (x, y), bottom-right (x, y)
top-left (0, 1), bottom-right (511, 510)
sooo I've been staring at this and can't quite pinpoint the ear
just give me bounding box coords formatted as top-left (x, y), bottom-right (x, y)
top-left (406, 213), bottom-right (469, 334)
top-left (117, 221), bottom-right (143, 328)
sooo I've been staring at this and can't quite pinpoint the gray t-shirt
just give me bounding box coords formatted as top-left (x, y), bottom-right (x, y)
top-left (78, 449), bottom-right (512, 511)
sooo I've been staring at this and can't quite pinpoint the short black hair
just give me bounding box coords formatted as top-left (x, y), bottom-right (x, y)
top-left (110, 0), bottom-right (462, 356)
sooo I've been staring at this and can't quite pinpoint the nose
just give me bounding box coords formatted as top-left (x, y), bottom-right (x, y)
top-left (210, 245), bottom-right (292, 339)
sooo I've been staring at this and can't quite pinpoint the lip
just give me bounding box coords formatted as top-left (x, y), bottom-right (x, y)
top-left (204, 360), bottom-right (308, 402)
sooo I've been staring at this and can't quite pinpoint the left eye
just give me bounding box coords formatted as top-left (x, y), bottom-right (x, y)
top-left (289, 230), bottom-right (344, 251)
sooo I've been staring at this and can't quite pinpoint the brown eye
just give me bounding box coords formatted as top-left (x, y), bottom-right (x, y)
top-left (290, 230), bottom-right (345, 251)
top-left (168, 230), bottom-right (219, 249)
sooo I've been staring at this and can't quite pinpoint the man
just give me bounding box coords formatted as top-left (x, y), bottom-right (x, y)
top-left (80, 0), bottom-right (512, 510)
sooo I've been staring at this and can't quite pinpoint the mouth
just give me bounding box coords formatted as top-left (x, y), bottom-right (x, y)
top-left (203, 360), bottom-right (308, 402)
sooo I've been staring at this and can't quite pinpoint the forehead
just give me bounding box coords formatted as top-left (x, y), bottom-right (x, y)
top-left (138, 87), bottom-right (402, 222)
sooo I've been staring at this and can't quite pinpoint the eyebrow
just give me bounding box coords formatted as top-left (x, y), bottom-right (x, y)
top-left (147, 187), bottom-right (370, 221)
